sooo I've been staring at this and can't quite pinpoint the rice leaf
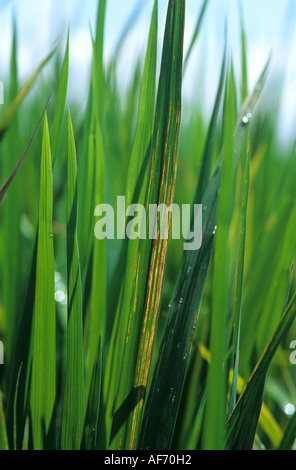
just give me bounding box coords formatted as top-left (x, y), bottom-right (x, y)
top-left (279, 411), bottom-right (296, 450)
top-left (0, 49), bottom-right (55, 142)
top-left (203, 53), bottom-right (272, 450)
top-left (60, 109), bottom-right (85, 450)
top-left (138, 164), bottom-right (220, 451)
top-left (228, 136), bottom-right (250, 416)
top-left (1, 23), bottom-right (20, 388)
top-left (110, 0), bottom-right (185, 450)
top-left (225, 292), bottom-right (296, 449)
top-left (183, 0), bottom-right (209, 73)
top-left (239, 2), bottom-right (248, 103)
top-left (0, 392), bottom-right (8, 450)
top-left (193, 44), bottom-right (226, 205)
top-left (202, 58), bottom-right (237, 451)
top-left (82, 337), bottom-right (102, 450)
top-left (125, 0), bottom-right (158, 208)
top-left (102, 0), bottom-right (158, 446)
top-left (0, 95), bottom-right (52, 204)
top-left (5, 236), bottom-right (37, 450)
top-left (83, 0), bottom-right (107, 401)
top-left (12, 363), bottom-right (23, 450)
top-left (51, 31), bottom-right (69, 167)
top-left (29, 113), bottom-right (56, 450)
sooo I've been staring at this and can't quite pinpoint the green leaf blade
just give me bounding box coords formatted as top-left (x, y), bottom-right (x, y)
top-left (29, 114), bottom-right (56, 450)
top-left (60, 109), bottom-right (85, 450)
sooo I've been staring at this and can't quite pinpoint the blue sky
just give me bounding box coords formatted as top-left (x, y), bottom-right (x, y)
top-left (0, 0), bottom-right (295, 139)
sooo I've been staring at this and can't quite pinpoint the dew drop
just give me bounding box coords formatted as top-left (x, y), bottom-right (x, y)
top-left (54, 271), bottom-right (61, 283)
top-left (179, 298), bottom-right (184, 305)
top-left (242, 112), bottom-right (252, 126)
top-left (187, 266), bottom-right (192, 274)
top-left (183, 352), bottom-right (188, 360)
top-left (55, 290), bottom-right (66, 304)
top-left (49, 232), bottom-right (53, 239)
top-left (284, 403), bottom-right (295, 416)
top-left (212, 225), bottom-right (217, 235)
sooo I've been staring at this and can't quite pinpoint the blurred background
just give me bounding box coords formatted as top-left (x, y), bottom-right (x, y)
top-left (0, 0), bottom-right (295, 141)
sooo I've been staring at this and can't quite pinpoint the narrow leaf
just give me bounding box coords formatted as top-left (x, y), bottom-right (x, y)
top-left (51, 32), bottom-right (69, 166)
top-left (0, 392), bottom-right (8, 450)
top-left (29, 113), bottom-right (56, 450)
top-left (225, 292), bottom-right (296, 449)
top-left (111, 0), bottom-right (185, 450)
top-left (0, 50), bottom-right (55, 142)
top-left (82, 338), bottom-right (102, 450)
top-left (0, 94), bottom-right (52, 203)
top-left (60, 109), bottom-right (85, 450)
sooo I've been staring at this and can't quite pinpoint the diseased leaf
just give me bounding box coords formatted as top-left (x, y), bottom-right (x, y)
top-left (110, 0), bottom-right (185, 450)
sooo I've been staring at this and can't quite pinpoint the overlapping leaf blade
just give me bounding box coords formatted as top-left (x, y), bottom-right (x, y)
top-left (110, 0), bottom-right (185, 450)
top-left (225, 292), bottom-right (296, 449)
top-left (29, 114), bottom-right (56, 450)
top-left (60, 110), bottom-right (85, 450)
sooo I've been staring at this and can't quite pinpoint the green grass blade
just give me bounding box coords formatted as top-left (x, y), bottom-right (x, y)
top-left (77, 86), bottom-right (96, 278)
top-left (139, 165), bottom-right (220, 451)
top-left (202, 59), bottom-right (237, 451)
top-left (125, 0), bottom-right (158, 208)
top-left (103, 0), bottom-right (158, 441)
top-left (225, 292), bottom-right (296, 449)
top-left (0, 50), bottom-right (55, 142)
top-left (1, 23), bottom-right (20, 382)
top-left (0, 95), bottom-right (51, 204)
top-left (5, 237), bottom-right (37, 450)
top-left (82, 337), bottom-right (102, 450)
top-left (94, 0), bottom-right (107, 120)
top-left (0, 392), bottom-right (8, 450)
top-left (110, 0), bottom-right (185, 450)
top-left (84, 1), bottom-right (107, 397)
top-left (183, 0), bottom-right (209, 73)
top-left (60, 109), bottom-right (85, 450)
top-left (279, 411), bottom-right (296, 450)
top-left (202, 53), bottom-right (271, 450)
top-left (239, 2), bottom-right (248, 103)
top-left (12, 364), bottom-right (23, 450)
top-left (228, 136), bottom-right (250, 416)
top-left (194, 44), bottom-right (226, 205)
top-left (51, 32), bottom-right (69, 167)
top-left (107, 0), bottom-right (144, 70)
top-left (29, 113), bottom-right (56, 450)
top-left (86, 119), bottom-right (106, 393)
